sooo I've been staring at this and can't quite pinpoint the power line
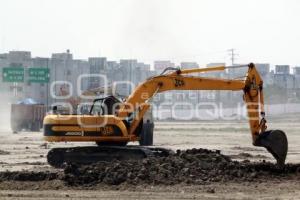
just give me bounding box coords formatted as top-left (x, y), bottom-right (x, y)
top-left (228, 48), bottom-right (238, 65)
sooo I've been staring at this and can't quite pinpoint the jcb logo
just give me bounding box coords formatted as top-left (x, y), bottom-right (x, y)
top-left (174, 79), bottom-right (184, 87)
top-left (99, 126), bottom-right (114, 136)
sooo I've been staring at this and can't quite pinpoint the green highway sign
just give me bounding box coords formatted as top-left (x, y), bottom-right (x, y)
top-left (28, 68), bottom-right (50, 83)
top-left (2, 67), bottom-right (24, 82)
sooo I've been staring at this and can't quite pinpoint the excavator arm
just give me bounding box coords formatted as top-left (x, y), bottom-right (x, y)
top-left (117, 63), bottom-right (288, 166)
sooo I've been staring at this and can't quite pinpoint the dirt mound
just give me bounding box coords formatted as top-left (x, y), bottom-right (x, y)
top-left (1, 148), bottom-right (299, 188)
top-left (62, 148), bottom-right (300, 186)
top-left (0, 150), bottom-right (10, 155)
top-left (0, 171), bottom-right (58, 182)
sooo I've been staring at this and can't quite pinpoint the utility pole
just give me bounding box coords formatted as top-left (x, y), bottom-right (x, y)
top-left (227, 48), bottom-right (238, 105)
top-left (46, 58), bottom-right (49, 109)
top-left (228, 48), bottom-right (238, 65)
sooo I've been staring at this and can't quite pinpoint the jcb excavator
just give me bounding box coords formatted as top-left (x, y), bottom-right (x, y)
top-left (44, 63), bottom-right (288, 167)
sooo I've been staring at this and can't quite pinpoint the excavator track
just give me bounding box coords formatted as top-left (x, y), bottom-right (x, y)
top-left (47, 146), bottom-right (174, 168)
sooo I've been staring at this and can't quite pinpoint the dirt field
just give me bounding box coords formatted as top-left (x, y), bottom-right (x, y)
top-left (0, 114), bottom-right (299, 199)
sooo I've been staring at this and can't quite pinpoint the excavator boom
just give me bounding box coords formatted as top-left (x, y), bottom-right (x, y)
top-left (116, 63), bottom-right (288, 165)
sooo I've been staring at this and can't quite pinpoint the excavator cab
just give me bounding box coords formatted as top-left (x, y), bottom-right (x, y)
top-left (89, 96), bottom-right (121, 115)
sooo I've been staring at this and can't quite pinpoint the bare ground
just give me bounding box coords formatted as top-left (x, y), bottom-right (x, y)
top-left (1, 180), bottom-right (300, 200)
top-left (0, 114), bottom-right (299, 199)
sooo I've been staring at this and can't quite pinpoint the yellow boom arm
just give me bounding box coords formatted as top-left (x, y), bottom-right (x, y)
top-left (117, 63), bottom-right (266, 144)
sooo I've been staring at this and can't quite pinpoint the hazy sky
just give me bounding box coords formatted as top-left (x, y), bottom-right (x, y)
top-left (1, 0), bottom-right (300, 66)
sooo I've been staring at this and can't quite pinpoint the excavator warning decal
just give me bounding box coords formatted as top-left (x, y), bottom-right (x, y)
top-left (174, 79), bottom-right (184, 87)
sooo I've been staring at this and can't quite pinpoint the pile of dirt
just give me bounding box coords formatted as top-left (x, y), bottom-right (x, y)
top-left (0, 150), bottom-right (10, 155)
top-left (62, 148), bottom-right (300, 186)
top-left (1, 148), bottom-right (299, 187)
top-left (0, 171), bottom-right (58, 182)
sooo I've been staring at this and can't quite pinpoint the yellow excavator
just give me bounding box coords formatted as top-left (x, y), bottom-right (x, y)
top-left (44, 63), bottom-right (288, 167)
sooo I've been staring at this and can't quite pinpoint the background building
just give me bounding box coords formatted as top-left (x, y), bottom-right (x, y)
top-left (1, 50), bottom-right (300, 109)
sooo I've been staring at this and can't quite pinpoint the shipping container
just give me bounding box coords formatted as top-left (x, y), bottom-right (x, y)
top-left (11, 104), bottom-right (46, 133)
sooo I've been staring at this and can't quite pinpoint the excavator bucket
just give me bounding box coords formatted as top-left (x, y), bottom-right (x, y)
top-left (254, 130), bottom-right (288, 167)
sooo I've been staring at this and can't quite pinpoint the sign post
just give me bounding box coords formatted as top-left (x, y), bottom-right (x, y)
top-left (2, 67), bottom-right (24, 97)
